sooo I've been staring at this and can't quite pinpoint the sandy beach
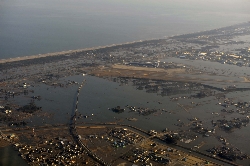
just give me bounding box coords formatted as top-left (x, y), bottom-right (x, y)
top-left (0, 40), bottom-right (147, 64)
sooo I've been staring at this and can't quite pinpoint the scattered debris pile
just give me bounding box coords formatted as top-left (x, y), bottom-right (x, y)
top-left (212, 116), bottom-right (249, 132)
top-left (111, 106), bottom-right (125, 113)
top-left (18, 101), bottom-right (42, 113)
top-left (165, 133), bottom-right (180, 144)
top-left (207, 146), bottom-right (249, 161)
top-left (126, 105), bottom-right (157, 116)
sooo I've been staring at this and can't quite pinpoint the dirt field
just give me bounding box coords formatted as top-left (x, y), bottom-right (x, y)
top-left (91, 64), bottom-right (187, 81)
top-left (90, 64), bottom-right (246, 85)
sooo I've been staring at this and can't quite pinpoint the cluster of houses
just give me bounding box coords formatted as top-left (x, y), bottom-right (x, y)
top-left (123, 147), bottom-right (170, 165)
top-left (16, 137), bottom-right (89, 165)
top-left (109, 128), bottom-right (144, 146)
top-left (177, 49), bottom-right (250, 67)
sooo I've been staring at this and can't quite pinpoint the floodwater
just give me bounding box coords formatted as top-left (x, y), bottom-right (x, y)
top-left (161, 57), bottom-right (250, 88)
top-left (6, 69), bottom-right (250, 165)
top-left (0, 146), bottom-right (28, 166)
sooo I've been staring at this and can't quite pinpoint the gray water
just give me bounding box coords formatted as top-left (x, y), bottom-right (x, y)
top-left (1, 0), bottom-right (250, 59)
top-left (0, 146), bottom-right (28, 166)
top-left (1, 1), bottom-right (250, 164)
top-left (8, 73), bottom-right (250, 165)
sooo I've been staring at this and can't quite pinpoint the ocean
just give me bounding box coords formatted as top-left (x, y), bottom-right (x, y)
top-left (1, 0), bottom-right (250, 59)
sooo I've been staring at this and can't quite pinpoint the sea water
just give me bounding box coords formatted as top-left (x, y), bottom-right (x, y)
top-left (1, 0), bottom-right (250, 59)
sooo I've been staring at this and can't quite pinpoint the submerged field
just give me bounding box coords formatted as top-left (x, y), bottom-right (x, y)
top-left (1, 22), bottom-right (250, 165)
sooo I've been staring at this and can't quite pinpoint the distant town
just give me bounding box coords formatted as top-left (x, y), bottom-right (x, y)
top-left (1, 22), bottom-right (250, 166)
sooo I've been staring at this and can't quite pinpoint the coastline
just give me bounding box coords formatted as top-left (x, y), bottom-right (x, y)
top-left (1, 21), bottom-right (250, 165)
top-left (1, 21), bottom-right (249, 65)
top-left (0, 40), bottom-right (147, 64)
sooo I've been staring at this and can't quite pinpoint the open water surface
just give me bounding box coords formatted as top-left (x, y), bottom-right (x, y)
top-left (1, 0), bottom-right (250, 59)
top-left (0, 146), bottom-right (28, 166)
top-left (12, 72), bottom-right (249, 153)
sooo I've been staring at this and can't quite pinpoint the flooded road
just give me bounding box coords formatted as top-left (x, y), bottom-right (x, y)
top-left (12, 72), bottom-right (249, 161)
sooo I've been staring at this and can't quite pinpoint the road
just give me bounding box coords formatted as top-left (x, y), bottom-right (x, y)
top-left (69, 80), bottom-right (110, 166)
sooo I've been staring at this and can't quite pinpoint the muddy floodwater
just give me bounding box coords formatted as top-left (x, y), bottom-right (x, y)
top-left (0, 146), bottom-right (28, 166)
top-left (2, 22), bottom-right (250, 164)
top-left (12, 71), bottom-right (250, 161)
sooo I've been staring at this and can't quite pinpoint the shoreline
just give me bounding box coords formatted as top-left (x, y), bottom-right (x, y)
top-left (1, 21), bottom-right (249, 65)
top-left (1, 20), bottom-right (250, 165)
top-left (0, 40), bottom-right (148, 64)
